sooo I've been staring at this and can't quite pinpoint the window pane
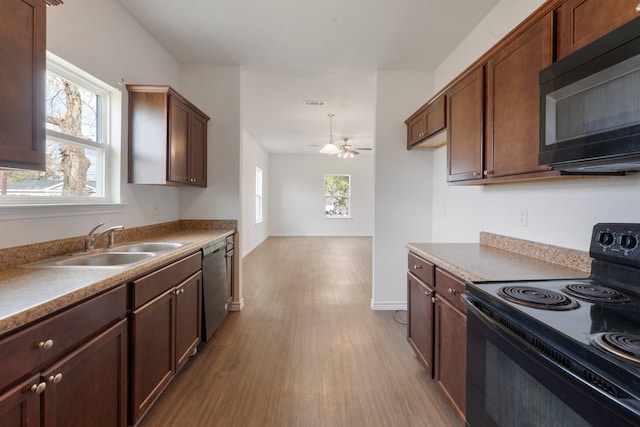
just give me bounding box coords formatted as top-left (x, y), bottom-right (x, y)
top-left (325, 175), bottom-right (350, 196)
top-left (46, 70), bottom-right (99, 143)
top-left (0, 140), bottom-right (99, 197)
top-left (325, 196), bottom-right (350, 217)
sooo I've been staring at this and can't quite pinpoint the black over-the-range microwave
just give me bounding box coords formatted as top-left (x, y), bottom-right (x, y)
top-left (539, 16), bottom-right (640, 173)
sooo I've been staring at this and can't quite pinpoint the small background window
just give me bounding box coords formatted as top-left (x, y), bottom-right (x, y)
top-left (324, 174), bottom-right (350, 218)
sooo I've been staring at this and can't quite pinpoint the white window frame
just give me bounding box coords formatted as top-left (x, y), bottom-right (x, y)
top-left (324, 174), bottom-right (351, 219)
top-left (255, 167), bottom-right (263, 224)
top-left (0, 53), bottom-right (124, 219)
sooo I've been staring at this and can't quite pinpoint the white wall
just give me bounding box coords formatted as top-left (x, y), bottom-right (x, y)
top-left (269, 154), bottom-right (374, 237)
top-left (372, 70), bottom-right (434, 310)
top-left (0, 0), bottom-right (182, 249)
top-left (241, 130), bottom-right (269, 256)
top-left (431, 0), bottom-right (640, 251)
top-left (178, 64), bottom-right (241, 221)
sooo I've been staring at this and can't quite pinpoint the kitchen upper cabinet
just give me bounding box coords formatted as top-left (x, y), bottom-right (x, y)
top-left (0, 0), bottom-right (47, 170)
top-left (485, 14), bottom-right (556, 179)
top-left (405, 95), bottom-right (446, 149)
top-left (556, 0), bottom-right (640, 60)
top-left (447, 67), bottom-right (484, 182)
top-left (127, 85), bottom-right (210, 187)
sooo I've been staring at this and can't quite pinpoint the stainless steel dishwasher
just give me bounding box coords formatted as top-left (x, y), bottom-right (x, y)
top-left (201, 239), bottom-right (227, 342)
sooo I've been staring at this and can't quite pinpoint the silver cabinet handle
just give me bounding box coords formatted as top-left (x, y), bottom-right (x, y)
top-left (48, 373), bottom-right (63, 384)
top-left (448, 288), bottom-right (458, 296)
top-left (425, 290), bottom-right (432, 297)
top-left (413, 264), bottom-right (423, 270)
top-left (431, 296), bottom-right (437, 304)
top-left (31, 382), bottom-right (46, 394)
top-left (636, 3), bottom-right (640, 13)
top-left (39, 339), bottom-right (54, 350)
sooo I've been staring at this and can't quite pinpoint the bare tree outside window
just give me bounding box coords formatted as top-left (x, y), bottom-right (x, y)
top-left (0, 62), bottom-right (106, 199)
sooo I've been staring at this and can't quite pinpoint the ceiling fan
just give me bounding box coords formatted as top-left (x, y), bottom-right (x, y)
top-left (319, 114), bottom-right (372, 157)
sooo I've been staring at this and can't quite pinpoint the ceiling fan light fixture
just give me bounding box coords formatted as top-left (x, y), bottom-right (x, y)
top-left (319, 113), bottom-right (341, 155)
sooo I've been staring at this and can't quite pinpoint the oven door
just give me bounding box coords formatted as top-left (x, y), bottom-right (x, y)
top-left (464, 295), bottom-right (639, 427)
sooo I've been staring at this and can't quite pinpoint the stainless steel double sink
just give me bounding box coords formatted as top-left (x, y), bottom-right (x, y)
top-left (25, 242), bottom-right (185, 268)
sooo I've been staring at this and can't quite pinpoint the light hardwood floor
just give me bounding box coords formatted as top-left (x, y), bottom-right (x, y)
top-left (140, 237), bottom-right (462, 427)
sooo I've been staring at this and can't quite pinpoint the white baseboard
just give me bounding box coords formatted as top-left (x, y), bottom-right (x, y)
top-left (370, 299), bottom-right (407, 311)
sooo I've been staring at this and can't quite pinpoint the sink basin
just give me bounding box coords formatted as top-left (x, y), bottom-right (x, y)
top-left (26, 252), bottom-right (155, 268)
top-left (111, 242), bottom-right (184, 253)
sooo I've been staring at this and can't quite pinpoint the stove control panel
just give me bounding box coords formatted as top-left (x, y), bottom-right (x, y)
top-left (590, 223), bottom-right (640, 265)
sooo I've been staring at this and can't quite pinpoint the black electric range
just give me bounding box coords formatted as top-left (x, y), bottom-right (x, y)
top-left (464, 223), bottom-right (640, 426)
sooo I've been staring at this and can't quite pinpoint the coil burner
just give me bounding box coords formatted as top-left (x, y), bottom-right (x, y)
top-left (562, 283), bottom-right (630, 303)
top-left (591, 332), bottom-right (640, 364)
top-left (498, 286), bottom-right (579, 311)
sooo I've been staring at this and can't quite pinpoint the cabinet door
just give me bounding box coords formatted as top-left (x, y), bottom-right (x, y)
top-left (407, 273), bottom-right (435, 376)
top-left (435, 296), bottom-right (466, 423)
top-left (0, 375), bottom-right (41, 427)
top-left (131, 289), bottom-right (175, 424)
top-left (425, 95), bottom-right (446, 137)
top-left (406, 111), bottom-right (427, 147)
top-left (189, 111), bottom-right (208, 187)
top-left (556, 0), bottom-right (640, 60)
top-left (175, 271), bottom-right (202, 371)
top-left (0, 0), bottom-right (45, 170)
top-left (226, 249), bottom-right (234, 304)
top-left (447, 67), bottom-right (484, 182)
top-left (41, 319), bottom-right (127, 427)
top-left (168, 95), bottom-right (190, 185)
top-left (486, 15), bottom-right (553, 178)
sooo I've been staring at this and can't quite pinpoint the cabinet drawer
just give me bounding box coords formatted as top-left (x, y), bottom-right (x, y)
top-left (132, 252), bottom-right (201, 309)
top-left (0, 284), bottom-right (126, 391)
top-left (408, 252), bottom-right (435, 286)
top-left (435, 269), bottom-right (466, 313)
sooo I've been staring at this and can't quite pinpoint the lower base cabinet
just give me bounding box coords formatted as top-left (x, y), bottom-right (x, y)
top-left (0, 285), bottom-right (128, 427)
top-left (407, 252), bottom-right (467, 423)
top-left (129, 253), bottom-right (202, 425)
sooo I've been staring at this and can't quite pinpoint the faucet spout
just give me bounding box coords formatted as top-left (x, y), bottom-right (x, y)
top-left (86, 223), bottom-right (125, 251)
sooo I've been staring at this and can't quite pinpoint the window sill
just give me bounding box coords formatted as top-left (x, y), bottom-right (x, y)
top-left (0, 203), bottom-right (127, 220)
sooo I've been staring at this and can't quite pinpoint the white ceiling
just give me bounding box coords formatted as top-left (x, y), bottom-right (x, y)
top-left (117, 0), bottom-right (499, 154)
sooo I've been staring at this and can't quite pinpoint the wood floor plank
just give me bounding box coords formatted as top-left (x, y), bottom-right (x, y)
top-left (140, 237), bottom-right (462, 427)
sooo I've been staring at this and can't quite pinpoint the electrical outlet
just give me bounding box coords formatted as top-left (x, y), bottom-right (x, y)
top-left (519, 209), bottom-right (528, 227)
top-left (152, 202), bottom-right (160, 216)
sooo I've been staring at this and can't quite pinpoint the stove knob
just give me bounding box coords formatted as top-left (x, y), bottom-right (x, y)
top-left (598, 232), bottom-right (615, 246)
top-left (620, 234), bottom-right (638, 250)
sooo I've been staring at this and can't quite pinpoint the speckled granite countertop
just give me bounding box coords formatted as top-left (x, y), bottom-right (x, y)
top-left (407, 232), bottom-right (591, 283)
top-left (0, 222), bottom-right (235, 337)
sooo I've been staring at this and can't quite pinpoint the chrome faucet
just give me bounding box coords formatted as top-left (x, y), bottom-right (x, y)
top-left (85, 223), bottom-right (125, 251)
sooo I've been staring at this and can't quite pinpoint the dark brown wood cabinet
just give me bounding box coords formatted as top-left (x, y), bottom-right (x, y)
top-left (406, 95), bottom-right (446, 149)
top-left (0, 0), bottom-right (47, 170)
top-left (127, 85), bottom-right (210, 187)
top-left (447, 67), bottom-right (484, 182)
top-left (0, 285), bottom-right (128, 427)
top-left (433, 269), bottom-right (466, 423)
top-left (556, 0), bottom-right (640, 60)
top-left (407, 252), bottom-right (466, 423)
top-left (485, 14), bottom-right (555, 180)
top-left (129, 252), bottom-right (202, 425)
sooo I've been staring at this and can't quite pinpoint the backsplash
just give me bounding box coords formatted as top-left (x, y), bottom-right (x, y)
top-left (480, 231), bottom-right (591, 273)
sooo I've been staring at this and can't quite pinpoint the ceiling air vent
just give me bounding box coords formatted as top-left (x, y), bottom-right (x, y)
top-left (303, 100), bottom-right (327, 107)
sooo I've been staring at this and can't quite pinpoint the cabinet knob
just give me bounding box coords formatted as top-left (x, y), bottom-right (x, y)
top-left (431, 296), bottom-right (437, 304)
top-left (636, 3), bottom-right (640, 13)
top-left (448, 288), bottom-right (458, 296)
top-left (30, 382), bottom-right (46, 394)
top-left (413, 264), bottom-right (423, 270)
top-left (48, 373), bottom-right (63, 384)
top-left (473, 171), bottom-right (480, 177)
top-left (483, 169), bottom-right (494, 176)
top-left (425, 290), bottom-right (432, 297)
top-left (38, 339), bottom-right (54, 350)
